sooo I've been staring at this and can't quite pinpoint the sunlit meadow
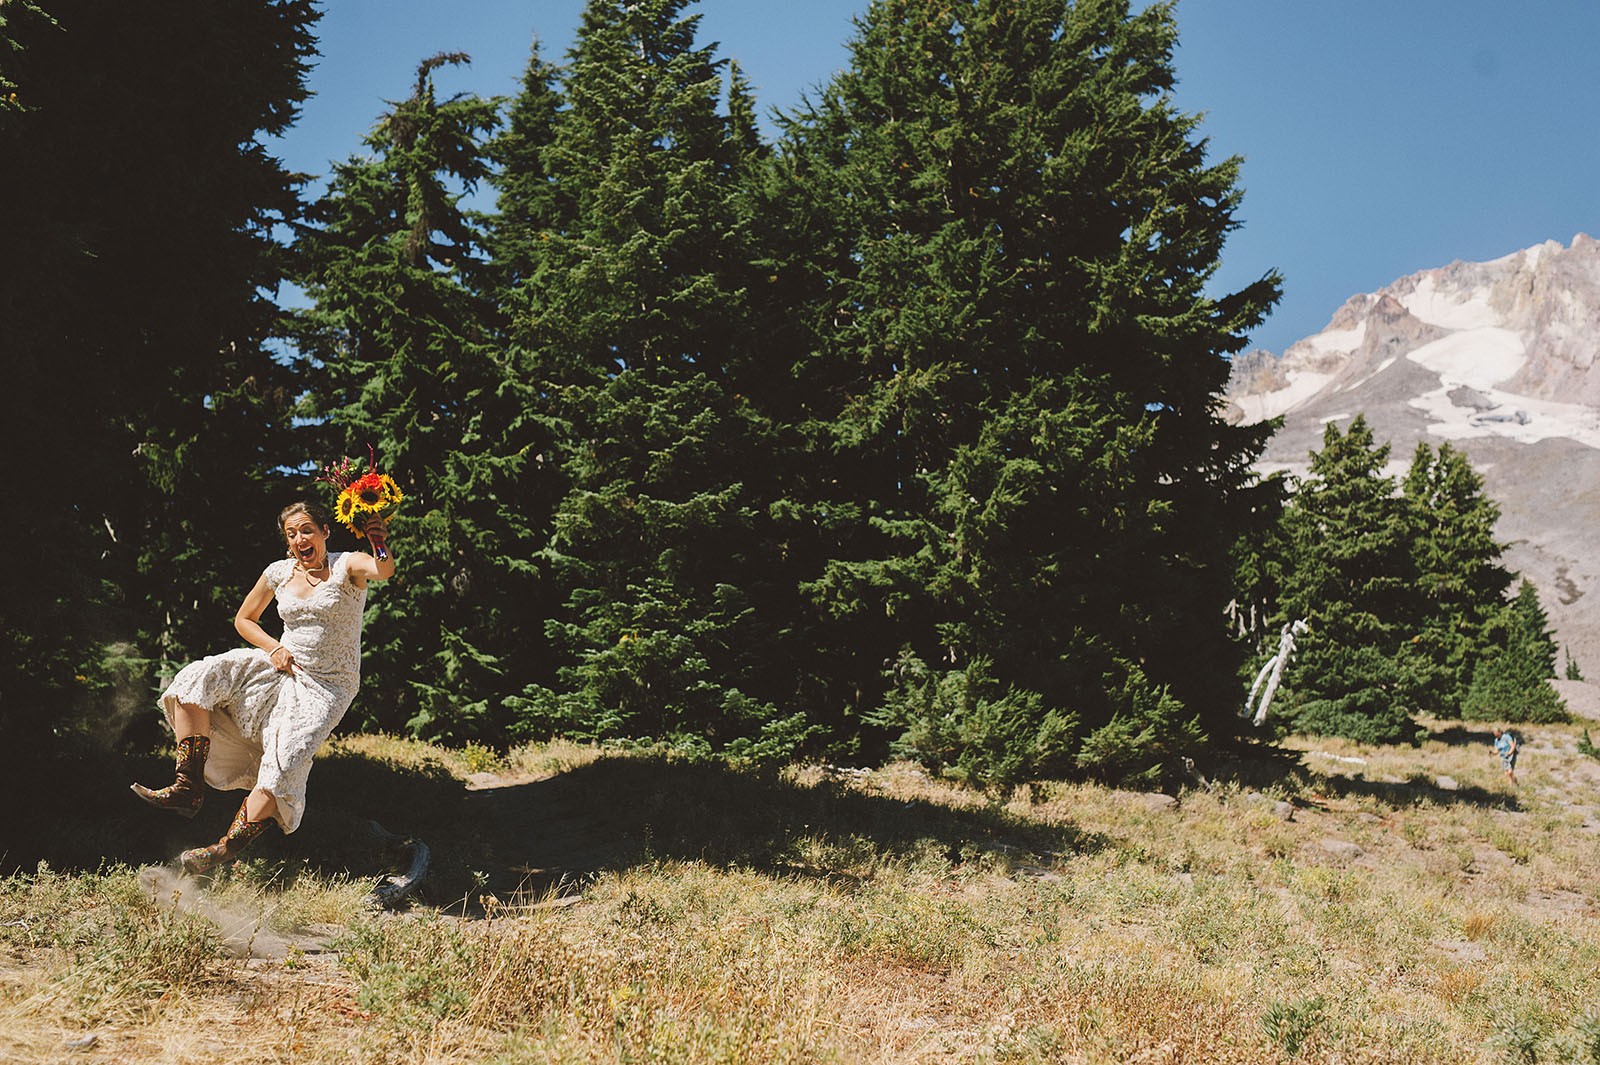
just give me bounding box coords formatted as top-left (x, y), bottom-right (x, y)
top-left (3, 716), bottom-right (1598, 1064)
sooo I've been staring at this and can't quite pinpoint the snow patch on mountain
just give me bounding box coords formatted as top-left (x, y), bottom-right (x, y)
top-left (1410, 386), bottom-right (1600, 448)
top-left (1401, 275), bottom-right (1501, 331)
top-left (1229, 371), bottom-right (1337, 424)
top-left (1307, 321), bottom-right (1367, 353)
top-left (1405, 328), bottom-right (1525, 390)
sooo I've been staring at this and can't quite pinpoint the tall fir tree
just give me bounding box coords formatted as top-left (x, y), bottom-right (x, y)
top-left (755, 0), bottom-right (1280, 786)
top-left (294, 54), bottom-right (546, 741)
top-left (0, 0), bottom-right (316, 861)
top-left (0, 0), bottom-right (315, 714)
top-left (482, 37), bottom-right (571, 301)
top-left (1401, 441), bottom-right (1513, 712)
top-left (504, 0), bottom-right (807, 758)
top-left (1277, 417), bottom-right (1421, 745)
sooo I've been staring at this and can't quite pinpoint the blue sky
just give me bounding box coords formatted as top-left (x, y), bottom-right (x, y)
top-left (270, 0), bottom-right (1600, 356)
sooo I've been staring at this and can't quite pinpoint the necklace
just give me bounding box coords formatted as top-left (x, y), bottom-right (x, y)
top-left (296, 553), bottom-right (331, 585)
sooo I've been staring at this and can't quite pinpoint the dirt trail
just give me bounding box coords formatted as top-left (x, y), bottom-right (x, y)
top-left (137, 866), bottom-right (339, 959)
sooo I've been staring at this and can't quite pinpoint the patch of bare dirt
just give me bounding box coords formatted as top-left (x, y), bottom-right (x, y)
top-left (138, 867), bottom-right (338, 960)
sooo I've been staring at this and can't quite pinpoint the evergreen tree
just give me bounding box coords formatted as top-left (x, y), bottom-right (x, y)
top-left (757, 0), bottom-right (1279, 785)
top-left (1463, 579), bottom-right (1570, 723)
top-left (294, 54), bottom-right (545, 741)
top-left (1401, 441), bottom-right (1513, 712)
top-left (482, 37), bottom-right (571, 300)
top-left (1508, 577), bottom-right (1560, 680)
top-left (0, 0), bottom-right (315, 746)
top-left (1277, 417), bottom-right (1421, 745)
top-left (505, 0), bottom-right (806, 759)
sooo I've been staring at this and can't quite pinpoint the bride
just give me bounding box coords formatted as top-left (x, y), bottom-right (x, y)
top-left (131, 500), bottom-right (394, 875)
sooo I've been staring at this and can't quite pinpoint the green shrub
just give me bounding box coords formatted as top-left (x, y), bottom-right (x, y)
top-left (1075, 669), bottom-right (1202, 789)
top-left (869, 651), bottom-right (1077, 792)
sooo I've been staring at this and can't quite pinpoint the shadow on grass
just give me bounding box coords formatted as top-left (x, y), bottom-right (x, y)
top-left (1426, 723), bottom-right (1500, 749)
top-left (9, 738), bottom-right (467, 890)
top-left (1203, 740), bottom-right (1307, 792)
top-left (21, 743), bottom-right (1108, 908)
top-left (1313, 772), bottom-right (1521, 813)
top-left (455, 756), bottom-right (1110, 903)
top-left (1206, 737), bottom-right (1521, 813)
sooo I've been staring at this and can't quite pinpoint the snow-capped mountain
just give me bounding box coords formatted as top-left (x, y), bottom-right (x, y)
top-left (1225, 234), bottom-right (1600, 672)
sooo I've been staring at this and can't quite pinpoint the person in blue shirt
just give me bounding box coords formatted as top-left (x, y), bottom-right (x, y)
top-left (1492, 727), bottom-right (1519, 787)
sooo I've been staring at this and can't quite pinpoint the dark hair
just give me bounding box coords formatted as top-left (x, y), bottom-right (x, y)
top-left (278, 500), bottom-right (332, 543)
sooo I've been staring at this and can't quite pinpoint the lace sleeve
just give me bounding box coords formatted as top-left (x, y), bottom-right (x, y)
top-left (331, 552), bottom-right (361, 597)
top-left (263, 558), bottom-right (293, 589)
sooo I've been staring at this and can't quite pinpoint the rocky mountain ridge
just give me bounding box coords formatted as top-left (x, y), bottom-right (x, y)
top-left (1225, 234), bottom-right (1600, 671)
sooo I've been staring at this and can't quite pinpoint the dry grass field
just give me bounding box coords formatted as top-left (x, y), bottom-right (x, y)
top-left (3, 715), bottom-right (1599, 1064)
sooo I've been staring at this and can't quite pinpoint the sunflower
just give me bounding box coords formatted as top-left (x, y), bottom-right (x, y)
top-left (336, 474), bottom-right (402, 538)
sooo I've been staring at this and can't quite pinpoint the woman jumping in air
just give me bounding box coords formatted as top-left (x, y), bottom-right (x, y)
top-left (131, 500), bottom-right (393, 874)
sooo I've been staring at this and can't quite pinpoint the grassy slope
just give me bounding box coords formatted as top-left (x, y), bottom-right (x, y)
top-left (2, 720), bottom-right (1599, 1064)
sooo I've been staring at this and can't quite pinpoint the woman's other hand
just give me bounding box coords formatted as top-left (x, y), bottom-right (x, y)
top-left (268, 645), bottom-right (297, 673)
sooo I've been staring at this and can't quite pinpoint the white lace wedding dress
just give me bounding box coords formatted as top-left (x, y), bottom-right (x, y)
top-left (159, 552), bottom-right (366, 833)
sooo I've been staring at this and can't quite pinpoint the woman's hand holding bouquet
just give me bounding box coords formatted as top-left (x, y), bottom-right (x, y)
top-left (316, 445), bottom-right (403, 561)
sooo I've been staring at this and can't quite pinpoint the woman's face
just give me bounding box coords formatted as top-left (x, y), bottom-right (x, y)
top-left (283, 512), bottom-right (330, 567)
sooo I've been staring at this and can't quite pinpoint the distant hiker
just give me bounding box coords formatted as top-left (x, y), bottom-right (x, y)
top-left (1492, 727), bottom-right (1519, 787)
top-left (130, 501), bottom-right (395, 875)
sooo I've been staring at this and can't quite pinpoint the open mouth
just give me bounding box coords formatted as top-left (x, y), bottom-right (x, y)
top-left (297, 545), bottom-right (317, 562)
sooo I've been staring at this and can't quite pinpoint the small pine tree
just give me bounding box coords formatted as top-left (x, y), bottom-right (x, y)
top-left (1565, 647), bottom-right (1584, 681)
top-left (1508, 577), bottom-right (1559, 676)
top-left (1401, 442), bottom-right (1513, 712)
top-left (1463, 579), bottom-right (1570, 724)
top-left (1278, 417), bottom-right (1421, 745)
top-left (870, 650), bottom-right (1079, 792)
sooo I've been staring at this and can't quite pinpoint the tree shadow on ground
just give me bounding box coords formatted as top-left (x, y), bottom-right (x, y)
top-left (1427, 723), bottom-right (1500, 749)
top-left (1312, 772), bottom-right (1520, 813)
top-left (449, 756), bottom-right (1110, 905)
top-left (1204, 737), bottom-right (1521, 813)
top-left (29, 745), bottom-right (1108, 909)
top-left (1202, 740), bottom-right (1307, 791)
top-left (12, 739), bottom-right (466, 890)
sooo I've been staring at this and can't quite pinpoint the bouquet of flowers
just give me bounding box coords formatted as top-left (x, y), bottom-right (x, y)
top-left (316, 444), bottom-right (403, 560)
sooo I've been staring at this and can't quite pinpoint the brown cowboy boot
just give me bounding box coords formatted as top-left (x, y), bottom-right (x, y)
top-left (130, 735), bottom-right (209, 818)
top-left (179, 799), bottom-right (271, 877)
